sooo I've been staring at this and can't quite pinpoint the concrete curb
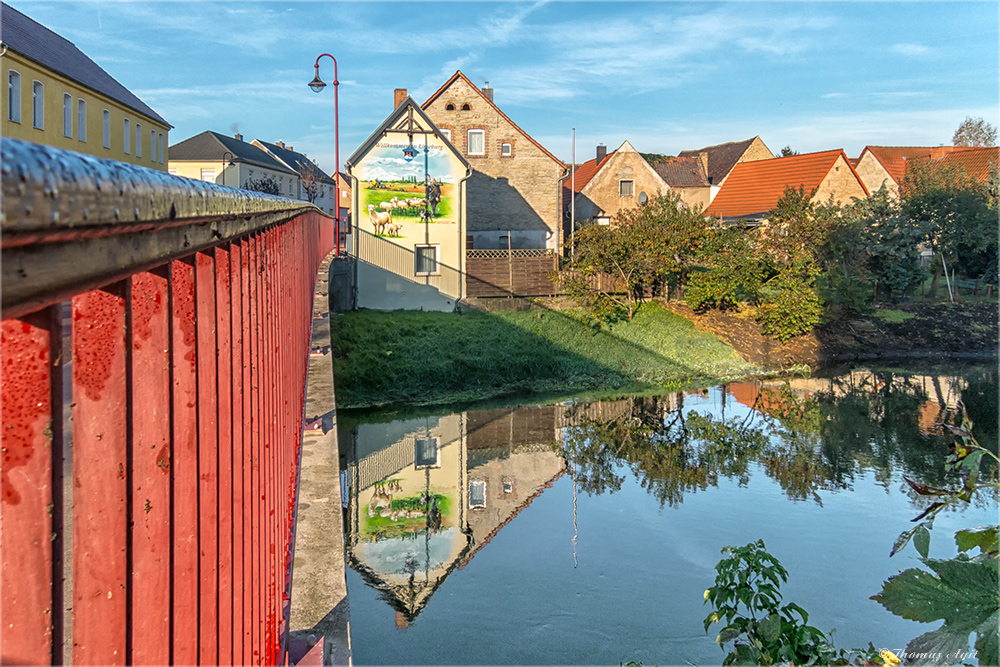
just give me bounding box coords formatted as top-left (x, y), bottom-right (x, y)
top-left (289, 252), bottom-right (352, 667)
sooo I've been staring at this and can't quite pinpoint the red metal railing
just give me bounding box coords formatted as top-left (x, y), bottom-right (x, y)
top-left (1, 139), bottom-right (336, 665)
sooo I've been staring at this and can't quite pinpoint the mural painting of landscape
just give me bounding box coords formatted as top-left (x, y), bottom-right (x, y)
top-left (339, 366), bottom-right (998, 665)
top-left (355, 139), bottom-right (463, 237)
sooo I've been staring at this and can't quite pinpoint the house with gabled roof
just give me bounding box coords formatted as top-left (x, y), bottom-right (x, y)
top-left (854, 145), bottom-right (977, 198)
top-left (420, 72), bottom-right (567, 250)
top-left (252, 139), bottom-right (348, 217)
top-left (654, 156), bottom-right (715, 210)
top-left (919, 146), bottom-right (999, 185)
top-left (168, 130), bottom-right (299, 195)
top-left (345, 95), bottom-right (471, 312)
top-left (1, 1), bottom-right (171, 169)
top-left (563, 141), bottom-right (670, 223)
top-left (704, 149), bottom-right (869, 223)
top-left (677, 136), bottom-right (774, 188)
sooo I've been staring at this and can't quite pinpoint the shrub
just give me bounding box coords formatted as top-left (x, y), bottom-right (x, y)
top-left (756, 261), bottom-right (823, 342)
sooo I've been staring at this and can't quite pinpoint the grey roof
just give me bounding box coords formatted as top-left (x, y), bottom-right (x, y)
top-left (654, 157), bottom-right (710, 187)
top-left (169, 131), bottom-right (298, 175)
top-left (1, 2), bottom-right (170, 126)
top-left (678, 137), bottom-right (758, 185)
top-left (254, 140), bottom-right (336, 184)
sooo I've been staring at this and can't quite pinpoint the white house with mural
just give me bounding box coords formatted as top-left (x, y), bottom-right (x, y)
top-left (345, 96), bottom-right (471, 311)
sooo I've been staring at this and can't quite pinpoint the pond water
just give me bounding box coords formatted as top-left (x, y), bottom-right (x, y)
top-left (337, 366), bottom-right (998, 666)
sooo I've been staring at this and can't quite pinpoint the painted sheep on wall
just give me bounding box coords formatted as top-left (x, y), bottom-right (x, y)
top-left (354, 137), bottom-right (464, 238)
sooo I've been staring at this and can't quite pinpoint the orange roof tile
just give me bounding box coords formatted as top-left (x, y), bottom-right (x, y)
top-left (935, 146), bottom-right (999, 184)
top-left (561, 152), bottom-right (614, 209)
top-left (705, 149), bottom-right (866, 219)
top-left (860, 145), bottom-right (977, 185)
top-left (422, 71), bottom-right (565, 169)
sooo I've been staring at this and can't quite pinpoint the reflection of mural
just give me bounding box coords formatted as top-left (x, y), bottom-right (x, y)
top-left (355, 140), bottom-right (464, 235)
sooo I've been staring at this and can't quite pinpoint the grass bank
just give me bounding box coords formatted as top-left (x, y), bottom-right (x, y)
top-left (331, 302), bottom-right (765, 409)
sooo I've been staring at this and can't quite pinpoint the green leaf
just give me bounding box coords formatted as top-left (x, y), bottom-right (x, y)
top-left (913, 524), bottom-right (931, 559)
top-left (872, 556), bottom-right (999, 665)
top-left (758, 613), bottom-right (781, 642)
top-left (955, 525), bottom-right (999, 556)
top-left (718, 627), bottom-right (741, 644)
top-left (891, 526), bottom-right (917, 557)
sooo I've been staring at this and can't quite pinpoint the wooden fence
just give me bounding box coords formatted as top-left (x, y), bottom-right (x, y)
top-left (1, 138), bottom-right (335, 665)
top-left (465, 249), bottom-right (559, 298)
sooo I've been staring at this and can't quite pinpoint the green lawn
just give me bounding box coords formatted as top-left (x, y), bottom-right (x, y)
top-left (331, 302), bottom-right (764, 409)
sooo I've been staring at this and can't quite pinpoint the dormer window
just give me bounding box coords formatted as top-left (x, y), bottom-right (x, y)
top-left (445, 103), bottom-right (455, 111)
top-left (461, 103), bottom-right (471, 111)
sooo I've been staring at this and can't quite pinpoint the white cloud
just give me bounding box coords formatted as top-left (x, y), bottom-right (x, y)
top-left (891, 43), bottom-right (934, 57)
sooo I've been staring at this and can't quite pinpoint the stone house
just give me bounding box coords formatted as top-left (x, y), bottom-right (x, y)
top-left (420, 71), bottom-right (567, 250)
top-left (704, 149), bottom-right (869, 223)
top-left (677, 136), bottom-right (774, 188)
top-left (564, 140), bottom-right (670, 223)
top-left (168, 130), bottom-right (299, 194)
top-left (908, 146), bottom-right (998, 186)
top-left (854, 145), bottom-right (976, 198)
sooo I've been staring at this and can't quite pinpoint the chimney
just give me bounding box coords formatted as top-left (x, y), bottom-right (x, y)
top-left (930, 146), bottom-right (952, 160)
top-left (699, 151), bottom-right (708, 174)
top-left (596, 144), bottom-right (607, 164)
top-left (234, 132), bottom-right (243, 142)
top-left (275, 140), bottom-right (285, 149)
top-left (481, 81), bottom-right (493, 102)
top-left (394, 88), bottom-right (407, 109)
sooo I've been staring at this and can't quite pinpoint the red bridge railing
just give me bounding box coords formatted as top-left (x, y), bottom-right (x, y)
top-left (1, 138), bottom-right (336, 665)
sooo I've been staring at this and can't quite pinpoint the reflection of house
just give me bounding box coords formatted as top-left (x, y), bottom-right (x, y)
top-left (1, 2), bottom-right (171, 169)
top-left (345, 95), bottom-right (471, 311)
top-left (421, 72), bottom-right (567, 251)
top-left (341, 405), bottom-right (567, 622)
top-left (854, 146), bottom-right (974, 198)
top-left (253, 139), bottom-right (349, 218)
top-left (705, 149), bottom-right (869, 223)
top-left (168, 130), bottom-right (299, 194)
top-left (563, 141), bottom-right (670, 223)
top-left (677, 136), bottom-right (774, 189)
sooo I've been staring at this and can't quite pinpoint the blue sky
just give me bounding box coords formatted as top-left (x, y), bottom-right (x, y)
top-left (13, 1), bottom-right (999, 175)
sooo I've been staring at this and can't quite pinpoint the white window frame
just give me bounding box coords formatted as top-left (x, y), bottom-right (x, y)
top-left (501, 142), bottom-right (512, 157)
top-left (158, 133), bottom-right (164, 163)
top-left (123, 118), bottom-right (130, 154)
top-left (77, 99), bottom-right (86, 142)
top-left (150, 129), bottom-right (156, 162)
top-left (63, 93), bottom-right (73, 137)
top-left (467, 129), bottom-right (485, 156)
top-left (414, 244), bottom-right (440, 276)
top-left (135, 122), bottom-right (142, 158)
top-left (619, 179), bottom-right (634, 197)
top-left (200, 168), bottom-right (216, 183)
top-left (7, 69), bottom-right (21, 123)
top-left (469, 480), bottom-right (487, 509)
top-left (414, 437), bottom-right (440, 469)
top-left (441, 129), bottom-right (451, 142)
top-left (32, 80), bottom-right (43, 129)
top-left (103, 109), bottom-right (111, 148)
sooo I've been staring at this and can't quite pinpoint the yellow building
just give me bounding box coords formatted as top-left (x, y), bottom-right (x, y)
top-left (1, 2), bottom-right (171, 170)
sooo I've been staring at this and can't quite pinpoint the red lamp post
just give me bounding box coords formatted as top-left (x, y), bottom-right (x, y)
top-left (308, 53), bottom-right (341, 255)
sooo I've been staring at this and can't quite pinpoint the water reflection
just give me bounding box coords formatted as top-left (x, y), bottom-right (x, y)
top-left (339, 366), bottom-right (997, 632)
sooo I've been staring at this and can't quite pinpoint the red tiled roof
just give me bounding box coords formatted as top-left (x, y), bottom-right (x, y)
top-left (705, 149), bottom-right (866, 219)
top-left (859, 145), bottom-right (977, 185)
top-left (935, 146), bottom-right (999, 184)
top-left (422, 71), bottom-right (565, 169)
top-left (654, 157), bottom-right (710, 187)
top-left (561, 152), bottom-right (614, 209)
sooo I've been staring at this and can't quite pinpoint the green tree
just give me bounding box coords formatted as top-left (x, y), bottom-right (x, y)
top-left (952, 116), bottom-right (998, 147)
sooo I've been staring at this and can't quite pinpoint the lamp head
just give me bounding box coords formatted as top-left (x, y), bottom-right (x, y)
top-left (308, 67), bottom-right (327, 93)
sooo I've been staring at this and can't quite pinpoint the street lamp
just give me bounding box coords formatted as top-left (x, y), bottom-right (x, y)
top-left (308, 53), bottom-right (341, 256)
top-left (221, 151), bottom-right (235, 187)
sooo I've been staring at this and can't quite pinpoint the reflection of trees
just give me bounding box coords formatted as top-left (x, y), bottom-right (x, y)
top-left (561, 369), bottom-right (997, 509)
